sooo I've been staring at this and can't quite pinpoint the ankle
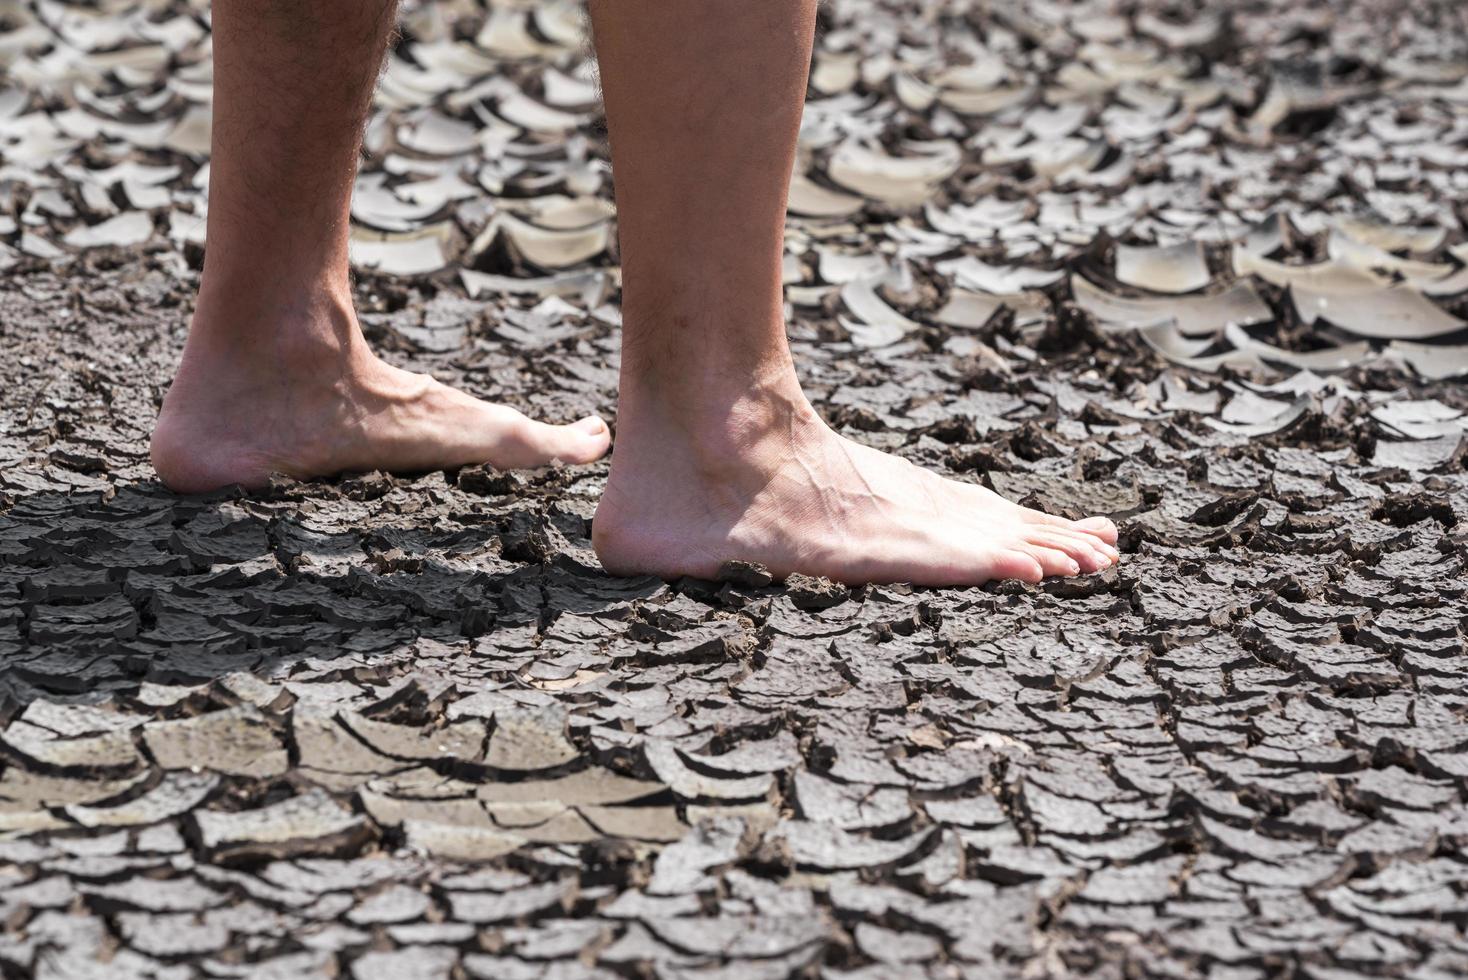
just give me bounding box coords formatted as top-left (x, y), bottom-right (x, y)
top-left (612, 370), bottom-right (824, 483)
top-left (619, 341), bottom-right (803, 419)
top-left (184, 279), bottom-right (367, 377)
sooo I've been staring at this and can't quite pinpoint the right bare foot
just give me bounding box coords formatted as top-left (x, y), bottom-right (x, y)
top-left (151, 288), bottom-right (610, 494)
top-left (593, 374), bottom-right (1119, 587)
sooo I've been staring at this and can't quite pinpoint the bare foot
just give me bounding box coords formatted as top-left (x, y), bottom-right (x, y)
top-left (151, 290), bottom-right (610, 494)
top-left (593, 377), bottom-right (1118, 587)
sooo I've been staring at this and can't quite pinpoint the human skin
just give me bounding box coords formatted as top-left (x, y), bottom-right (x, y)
top-left (150, 0), bottom-right (611, 495)
top-left (151, 0), bottom-right (1119, 586)
top-left (586, 0), bottom-right (1119, 585)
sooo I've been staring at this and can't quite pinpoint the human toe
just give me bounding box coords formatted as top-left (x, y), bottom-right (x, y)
top-left (493, 411), bottom-right (611, 468)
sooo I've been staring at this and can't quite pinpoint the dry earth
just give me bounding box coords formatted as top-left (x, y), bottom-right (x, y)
top-left (2, 0), bottom-right (1468, 977)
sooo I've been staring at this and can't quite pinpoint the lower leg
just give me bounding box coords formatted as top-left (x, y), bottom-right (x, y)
top-left (151, 0), bottom-right (608, 494)
top-left (589, 0), bottom-right (1117, 585)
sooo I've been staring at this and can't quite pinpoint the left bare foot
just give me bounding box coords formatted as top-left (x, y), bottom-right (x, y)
top-left (151, 287), bottom-right (610, 494)
top-left (593, 373), bottom-right (1118, 587)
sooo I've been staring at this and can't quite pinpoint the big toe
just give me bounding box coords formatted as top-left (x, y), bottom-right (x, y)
top-left (498, 413), bottom-right (611, 468)
top-left (1075, 516), bottom-right (1120, 544)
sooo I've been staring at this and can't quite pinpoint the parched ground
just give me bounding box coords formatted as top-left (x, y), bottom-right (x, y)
top-left (2, 0), bottom-right (1468, 978)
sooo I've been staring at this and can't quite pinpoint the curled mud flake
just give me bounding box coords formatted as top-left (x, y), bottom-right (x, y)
top-left (142, 707), bottom-right (288, 779)
top-left (783, 573), bottom-right (852, 611)
top-left (578, 804), bottom-right (686, 843)
top-left (1292, 285), bottom-right (1466, 340)
top-left (792, 770), bottom-right (911, 831)
top-left (445, 879), bottom-right (575, 925)
top-left (642, 914), bottom-right (828, 960)
top-left (716, 560), bottom-right (775, 589)
top-left (340, 712), bottom-right (488, 763)
top-left (1073, 275), bottom-right (1273, 337)
top-left (475, 767), bottom-right (665, 807)
top-left (485, 707), bottom-right (581, 772)
top-left (1, 726), bottom-right (141, 773)
top-left (402, 820), bottom-right (526, 863)
top-left (487, 805), bottom-right (599, 844)
top-left (472, 213), bottom-right (612, 271)
top-left (825, 140), bottom-right (962, 206)
top-left (678, 731), bottom-right (802, 776)
top-left (294, 707), bottom-right (408, 789)
top-left (642, 740), bottom-right (775, 804)
top-left (348, 225), bottom-right (453, 278)
top-left (193, 789), bottom-right (371, 862)
top-left (62, 211), bottom-right (155, 250)
top-left (1115, 242), bottom-right (1212, 294)
top-left (645, 816), bottom-right (750, 896)
top-left (854, 921), bottom-right (942, 964)
top-left (351, 947), bottom-right (460, 980)
top-left (766, 821), bottom-right (935, 872)
top-left (116, 911), bottom-right (231, 958)
top-left (360, 790), bottom-right (494, 831)
top-left (65, 772), bottom-right (218, 828)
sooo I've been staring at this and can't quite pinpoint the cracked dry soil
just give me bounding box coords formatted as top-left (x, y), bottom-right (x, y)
top-left (3, 0), bottom-right (1468, 977)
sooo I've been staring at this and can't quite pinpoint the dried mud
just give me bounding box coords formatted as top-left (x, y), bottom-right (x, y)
top-left (3, 0), bottom-right (1468, 978)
